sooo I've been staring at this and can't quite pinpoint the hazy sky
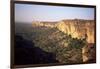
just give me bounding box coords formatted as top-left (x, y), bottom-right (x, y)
top-left (15, 4), bottom-right (94, 23)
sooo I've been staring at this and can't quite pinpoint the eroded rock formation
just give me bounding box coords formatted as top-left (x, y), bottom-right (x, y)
top-left (56, 19), bottom-right (95, 43)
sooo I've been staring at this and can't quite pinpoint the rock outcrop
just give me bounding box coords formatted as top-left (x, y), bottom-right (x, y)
top-left (56, 19), bottom-right (95, 43)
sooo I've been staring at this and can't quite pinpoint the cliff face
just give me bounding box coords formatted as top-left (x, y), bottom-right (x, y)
top-left (32, 19), bottom-right (95, 43)
top-left (56, 20), bottom-right (95, 43)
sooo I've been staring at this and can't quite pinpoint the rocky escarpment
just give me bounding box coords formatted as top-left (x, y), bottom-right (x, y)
top-left (32, 19), bottom-right (95, 43)
top-left (56, 19), bottom-right (95, 43)
top-left (32, 19), bottom-right (95, 62)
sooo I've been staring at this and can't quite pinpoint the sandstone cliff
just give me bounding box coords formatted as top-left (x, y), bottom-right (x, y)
top-left (32, 19), bottom-right (95, 43)
top-left (56, 19), bottom-right (95, 43)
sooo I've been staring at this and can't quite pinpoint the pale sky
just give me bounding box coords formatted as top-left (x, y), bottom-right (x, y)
top-left (15, 3), bottom-right (95, 23)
